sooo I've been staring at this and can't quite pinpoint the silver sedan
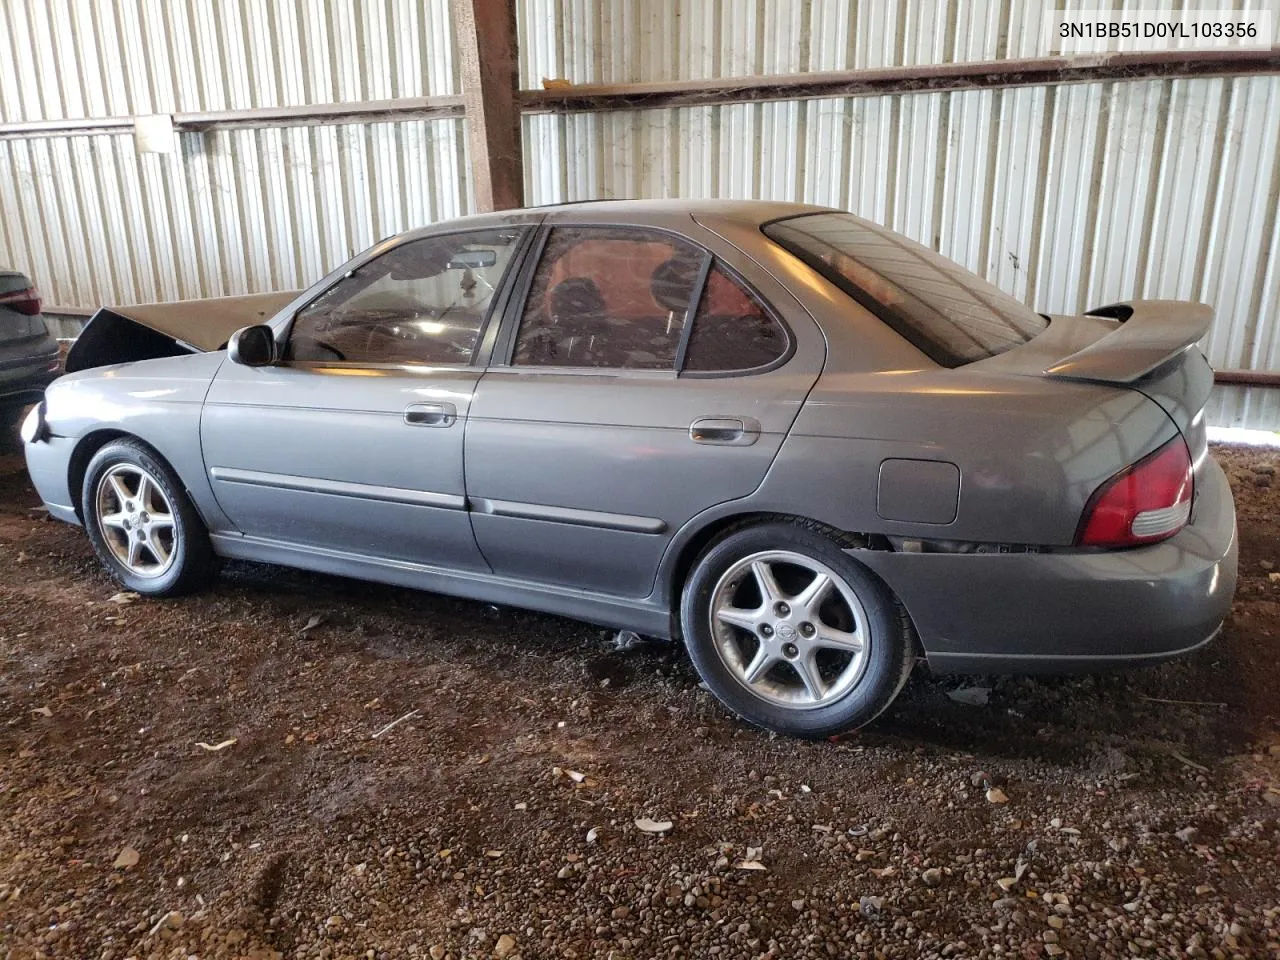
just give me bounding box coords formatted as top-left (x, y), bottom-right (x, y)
top-left (23, 200), bottom-right (1238, 737)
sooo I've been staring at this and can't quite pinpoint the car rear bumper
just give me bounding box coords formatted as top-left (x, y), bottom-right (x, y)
top-left (0, 339), bottom-right (59, 408)
top-left (0, 368), bottom-right (57, 408)
top-left (25, 434), bottom-right (80, 525)
top-left (853, 455), bottom-right (1239, 674)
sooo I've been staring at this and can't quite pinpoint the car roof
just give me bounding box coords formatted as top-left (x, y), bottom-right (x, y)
top-left (533, 198), bottom-right (828, 219)
top-left (395, 198), bottom-right (833, 240)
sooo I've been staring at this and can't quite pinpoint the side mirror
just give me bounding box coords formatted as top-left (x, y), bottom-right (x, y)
top-left (228, 325), bottom-right (276, 367)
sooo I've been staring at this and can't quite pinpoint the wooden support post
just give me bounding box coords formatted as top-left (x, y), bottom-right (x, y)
top-left (452, 0), bottom-right (524, 212)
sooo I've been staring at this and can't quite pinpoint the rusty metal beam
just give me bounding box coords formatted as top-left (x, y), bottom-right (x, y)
top-left (1214, 368), bottom-right (1280, 388)
top-left (522, 47), bottom-right (1280, 113)
top-left (451, 0), bottom-right (524, 212)
top-left (4, 48), bottom-right (1275, 142)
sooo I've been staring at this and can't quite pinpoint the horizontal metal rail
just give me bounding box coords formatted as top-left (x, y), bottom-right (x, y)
top-left (1213, 369), bottom-right (1280, 388)
top-left (2, 48), bottom-right (1277, 140)
top-left (0, 96), bottom-right (465, 139)
top-left (522, 47), bottom-right (1280, 113)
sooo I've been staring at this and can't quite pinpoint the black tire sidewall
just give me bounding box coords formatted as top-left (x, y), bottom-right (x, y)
top-left (680, 522), bottom-right (910, 738)
top-left (81, 440), bottom-right (212, 596)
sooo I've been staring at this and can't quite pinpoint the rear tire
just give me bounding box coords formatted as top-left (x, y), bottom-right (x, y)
top-left (81, 439), bottom-right (218, 596)
top-left (680, 520), bottom-right (914, 738)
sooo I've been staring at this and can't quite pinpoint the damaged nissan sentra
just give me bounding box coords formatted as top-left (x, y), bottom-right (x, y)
top-left (23, 200), bottom-right (1238, 738)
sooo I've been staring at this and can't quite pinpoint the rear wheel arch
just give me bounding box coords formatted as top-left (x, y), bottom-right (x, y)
top-left (665, 511), bottom-right (898, 635)
top-left (676, 517), bottom-right (919, 737)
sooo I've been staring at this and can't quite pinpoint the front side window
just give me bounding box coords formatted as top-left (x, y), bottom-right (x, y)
top-left (764, 212), bottom-right (1047, 367)
top-left (683, 264), bottom-right (789, 372)
top-left (511, 227), bottom-right (705, 369)
top-left (286, 229), bottom-right (524, 365)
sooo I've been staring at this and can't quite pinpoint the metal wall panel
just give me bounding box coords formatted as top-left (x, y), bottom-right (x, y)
top-left (0, 0), bottom-right (458, 123)
top-left (0, 120), bottom-right (469, 306)
top-left (1207, 385), bottom-right (1280, 432)
top-left (516, 0), bottom-right (1280, 85)
top-left (521, 73), bottom-right (1280, 381)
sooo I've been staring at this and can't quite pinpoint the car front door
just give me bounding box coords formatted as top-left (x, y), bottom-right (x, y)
top-left (463, 220), bottom-right (825, 598)
top-left (201, 226), bottom-right (530, 569)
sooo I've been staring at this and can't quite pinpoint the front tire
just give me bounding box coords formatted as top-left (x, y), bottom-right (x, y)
top-left (81, 439), bottom-right (218, 596)
top-left (680, 521), bottom-right (914, 738)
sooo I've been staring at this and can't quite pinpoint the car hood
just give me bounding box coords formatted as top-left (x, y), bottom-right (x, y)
top-left (65, 291), bottom-right (299, 373)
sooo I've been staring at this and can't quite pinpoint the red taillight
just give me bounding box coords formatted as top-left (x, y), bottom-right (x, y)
top-left (1077, 437), bottom-right (1194, 547)
top-left (0, 286), bottom-right (42, 316)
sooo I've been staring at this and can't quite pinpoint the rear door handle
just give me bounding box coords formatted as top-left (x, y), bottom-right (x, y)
top-left (690, 417), bottom-right (760, 446)
top-left (404, 402), bottom-right (457, 427)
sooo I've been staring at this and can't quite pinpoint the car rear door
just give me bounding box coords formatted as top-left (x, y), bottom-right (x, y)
top-left (200, 226), bottom-right (532, 570)
top-left (463, 216), bottom-right (825, 598)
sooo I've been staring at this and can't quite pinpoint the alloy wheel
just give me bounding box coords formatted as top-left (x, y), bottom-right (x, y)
top-left (94, 463), bottom-right (178, 578)
top-left (708, 549), bottom-right (871, 709)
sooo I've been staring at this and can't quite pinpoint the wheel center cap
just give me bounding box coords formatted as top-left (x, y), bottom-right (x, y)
top-left (776, 623), bottom-right (798, 643)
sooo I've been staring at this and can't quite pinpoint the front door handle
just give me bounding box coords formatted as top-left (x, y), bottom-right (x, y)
top-left (690, 417), bottom-right (760, 446)
top-left (404, 402), bottom-right (457, 427)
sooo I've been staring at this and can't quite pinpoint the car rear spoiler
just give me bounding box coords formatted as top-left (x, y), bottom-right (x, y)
top-left (64, 291), bottom-right (300, 373)
top-left (1042, 300), bottom-right (1212, 384)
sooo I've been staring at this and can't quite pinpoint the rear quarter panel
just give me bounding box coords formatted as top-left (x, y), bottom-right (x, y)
top-left (659, 368), bottom-right (1178, 554)
top-left (692, 214), bottom-right (1181, 547)
top-left (762, 370), bottom-right (1177, 545)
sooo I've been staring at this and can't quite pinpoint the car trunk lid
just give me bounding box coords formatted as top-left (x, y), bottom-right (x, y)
top-left (973, 299), bottom-right (1215, 468)
top-left (65, 291), bottom-right (300, 372)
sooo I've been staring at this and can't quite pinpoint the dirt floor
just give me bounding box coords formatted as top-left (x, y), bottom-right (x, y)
top-left (0, 444), bottom-right (1277, 960)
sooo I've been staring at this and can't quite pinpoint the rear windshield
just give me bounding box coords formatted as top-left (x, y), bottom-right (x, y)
top-left (764, 212), bottom-right (1047, 367)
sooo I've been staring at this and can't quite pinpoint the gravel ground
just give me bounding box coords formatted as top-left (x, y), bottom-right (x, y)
top-left (0, 443), bottom-right (1277, 960)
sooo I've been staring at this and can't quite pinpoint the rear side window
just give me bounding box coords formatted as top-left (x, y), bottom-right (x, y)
top-left (512, 227), bottom-right (705, 369)
top-left (682, 264), bottom-right (789, 372)
top-left (764, 212), bottom-right (1047, 367)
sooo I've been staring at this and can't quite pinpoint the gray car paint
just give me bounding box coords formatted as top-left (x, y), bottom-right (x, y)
top-left (465, 213), bottom-right (828, 597)
top-left (202, 361), bottom-right (489, 571)
top-left (24, 200), bottom-right (1238, 673)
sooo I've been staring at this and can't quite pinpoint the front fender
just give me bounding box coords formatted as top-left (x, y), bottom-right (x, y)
top-left (39, 353), bottom-right (233, 532)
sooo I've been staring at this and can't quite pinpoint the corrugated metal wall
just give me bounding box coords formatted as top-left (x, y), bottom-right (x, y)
top-left (0, 0), bottom-right (1277, 425)
top-left (523, 76), bottom-right (1280, 379)
top-left (517, 0), bottom-right (1280, 80)
top-left (0, 0), bottom-right (459, 116)
top-left (0, 0), bottom-right (467, 306)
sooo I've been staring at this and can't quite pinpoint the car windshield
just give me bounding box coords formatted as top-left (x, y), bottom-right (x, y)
top-left (764, 212), bottom-right (1047, 366)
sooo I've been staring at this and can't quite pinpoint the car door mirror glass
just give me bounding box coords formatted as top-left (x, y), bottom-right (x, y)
top-left (228, 325), bottom-right (277, 367)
